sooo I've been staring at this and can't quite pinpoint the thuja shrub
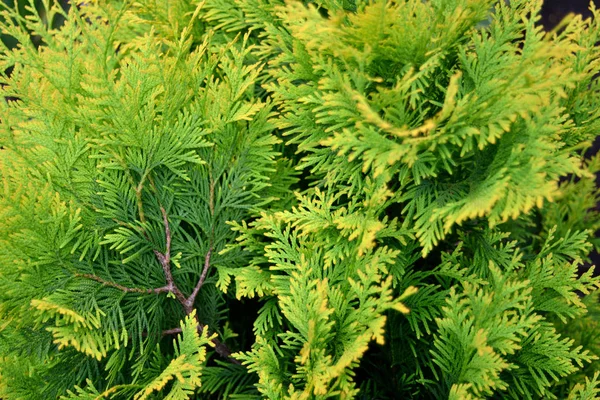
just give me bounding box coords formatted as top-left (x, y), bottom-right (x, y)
top-left (2, 0), bottom-right (600, 398)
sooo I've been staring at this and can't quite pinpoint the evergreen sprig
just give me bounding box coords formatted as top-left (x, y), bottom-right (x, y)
top-left (1, 0), bottom-right (600, 398)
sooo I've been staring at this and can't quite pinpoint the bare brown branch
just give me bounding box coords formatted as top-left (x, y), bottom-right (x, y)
top-left (161, 322), bottom-right (241, 365)
top-left (152, 205), bottom-right (187, 305)
top-left (185, 247), bottom-right (212, 312)
top-left (184, 175), bottom-right (216, 312)
top-left (161, 327), bottom-right (183, 336)
top-left (76, 273), bottom-right (170, 294)
top-left (151, 198), bottom-right (239, 364)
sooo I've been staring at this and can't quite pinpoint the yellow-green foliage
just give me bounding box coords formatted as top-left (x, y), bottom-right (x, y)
top-left (1, 0), bottom-right (600, 399)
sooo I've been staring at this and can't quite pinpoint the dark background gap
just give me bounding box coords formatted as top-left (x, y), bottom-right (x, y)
top-left (541, 0), bottom-right (600, 272)
top-left (541, 0), bottom-right (598, 30)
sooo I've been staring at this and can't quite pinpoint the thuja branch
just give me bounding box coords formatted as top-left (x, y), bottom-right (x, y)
top-left (182, 176), bottom-right (215, 313)
top-left (186, 247), bottom-right (212, 312)
top-left (186, 176), bottom-right (216, 312)
top-left (154, 205), bottom-right (187, 306)
top-left (154, 204), bottom-right (237, 362)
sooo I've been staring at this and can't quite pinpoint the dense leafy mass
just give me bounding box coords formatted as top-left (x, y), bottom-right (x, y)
top-left (1, 0), bottom-right (600, 398)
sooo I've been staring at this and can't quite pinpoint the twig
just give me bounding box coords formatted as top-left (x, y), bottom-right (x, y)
top-left (152, 198), bottom-right (238, 364)
top-left (185, 247), bottom-right (212, 312)
top-left (184, 176), bottom-right (216, 312)
top-left (161, 327), bottom-right (183, 336)
top-left (153, 206), bottom-right (187, 305)
top-left (76, 273), bottom-right (170, 294)
top-left (162, 323), bottom-right (241, 365)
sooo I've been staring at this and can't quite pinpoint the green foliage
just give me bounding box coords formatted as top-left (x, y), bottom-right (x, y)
top-left (1, 0), bottom-right (600, 398)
